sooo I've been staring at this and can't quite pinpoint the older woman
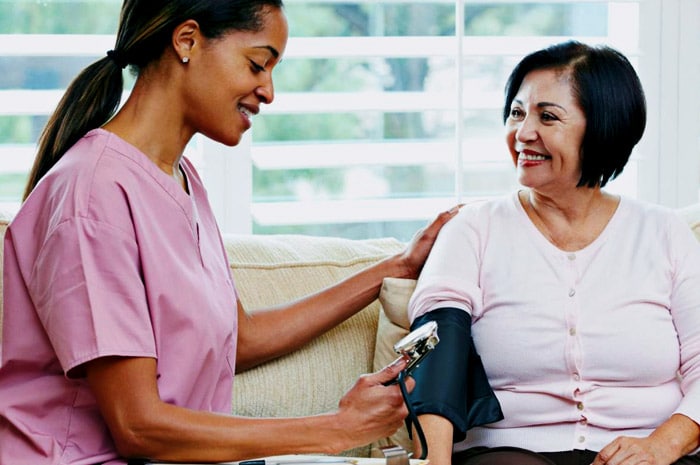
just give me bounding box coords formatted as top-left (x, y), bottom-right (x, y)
top-left (407, 41), bottom-right (700, 465)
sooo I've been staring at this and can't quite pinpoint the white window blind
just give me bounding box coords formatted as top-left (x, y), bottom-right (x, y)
top-left (1, 0), bottom-right (699, 241)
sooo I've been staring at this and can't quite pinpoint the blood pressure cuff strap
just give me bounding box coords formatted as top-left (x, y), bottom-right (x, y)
top-left (408, 308), bottom-right (504, 442)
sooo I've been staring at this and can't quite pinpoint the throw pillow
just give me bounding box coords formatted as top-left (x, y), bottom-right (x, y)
top-left (370, 277), bottom-right (417, 456)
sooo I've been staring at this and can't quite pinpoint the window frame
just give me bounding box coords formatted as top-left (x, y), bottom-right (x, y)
top-left (1, 0), bottom-right (698, 236)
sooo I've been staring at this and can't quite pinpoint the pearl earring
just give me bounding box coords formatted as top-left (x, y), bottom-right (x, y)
top-left (182, 56), bottom-right (189, 64)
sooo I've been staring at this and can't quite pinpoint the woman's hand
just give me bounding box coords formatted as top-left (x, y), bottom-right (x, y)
top-left (333, 356), bottom-right (415, 451)
top-left (591, 436), bottom-right (674, 465)
top-left (396, 205), bottom-right (462, 279)
top-left (592, 414), bottom-right (700, 465)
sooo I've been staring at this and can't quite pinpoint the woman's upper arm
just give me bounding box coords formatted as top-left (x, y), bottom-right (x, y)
top-left (234, 298), bottom-right (255, 367)
top-left (84, 356), bottom-right (162, 457)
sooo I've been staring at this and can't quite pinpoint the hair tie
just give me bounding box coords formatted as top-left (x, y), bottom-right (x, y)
top-left (106, 49), bottom-right (128, 69)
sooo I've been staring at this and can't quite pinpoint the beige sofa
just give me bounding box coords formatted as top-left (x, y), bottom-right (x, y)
top-left (0, 209), bottom-right (415, 458)
top-left (4, 204), bottom-right (700, 458)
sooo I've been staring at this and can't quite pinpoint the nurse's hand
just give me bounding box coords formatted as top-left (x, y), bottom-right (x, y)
top-left (394, 205), bottom-right (462, 279)
top-left (332, 356), bottom-right (414, 452)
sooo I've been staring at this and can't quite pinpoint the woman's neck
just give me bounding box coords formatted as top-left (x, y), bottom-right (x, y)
top-left (102, 74), bottom-right (191, 190)
top-left (519, 188), bottom-right (620, 251)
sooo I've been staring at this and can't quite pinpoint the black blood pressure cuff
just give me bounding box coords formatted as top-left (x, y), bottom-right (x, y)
top-left (408, 308), bottom-right (503, 442)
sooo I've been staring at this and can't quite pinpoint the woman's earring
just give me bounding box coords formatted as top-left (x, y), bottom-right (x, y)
top-left (182, 56), bottom-right (190, 64)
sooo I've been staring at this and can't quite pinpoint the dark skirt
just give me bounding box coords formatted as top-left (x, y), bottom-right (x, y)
top-left (454, 446), bottom-right (700, 465)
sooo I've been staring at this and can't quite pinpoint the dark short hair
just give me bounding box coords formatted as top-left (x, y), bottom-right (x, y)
top-left (503, 40), bottom-right (646, 188)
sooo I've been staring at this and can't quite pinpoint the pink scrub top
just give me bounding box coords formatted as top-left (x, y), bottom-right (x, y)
top-left (0, 129), bottom-right (239, 464)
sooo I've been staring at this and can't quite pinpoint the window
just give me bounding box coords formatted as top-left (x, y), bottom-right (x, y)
top-left (2, 0), bottom-right (699, 242)
top-left (0, 0), bottom-right (121, 212)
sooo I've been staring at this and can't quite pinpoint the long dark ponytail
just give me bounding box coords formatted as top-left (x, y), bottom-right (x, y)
top-left (23, 0), bottom-right (284, 200)
top-left (22, 52), bottom-right (123, 200)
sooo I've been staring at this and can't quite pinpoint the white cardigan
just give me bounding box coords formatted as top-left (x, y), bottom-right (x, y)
top-left (409, 192), bottom-right (700, 453)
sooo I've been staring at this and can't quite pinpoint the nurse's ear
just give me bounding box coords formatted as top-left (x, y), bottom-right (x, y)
top-left (172, 19), bottom-right (201, 65)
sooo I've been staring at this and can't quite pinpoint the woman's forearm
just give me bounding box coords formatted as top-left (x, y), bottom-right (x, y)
top-left (413, 414), bottom-right (455, 465)
top-left (236, 207), bottom-right (460, 371)
top-left (649, 413), bottom-right (700, 461)
top-left (87, 356), bottom-right (410, 462)
top-left (117, 401), bottom-right (352, 461)
top-left (235, 254), bottom-right (406, 371)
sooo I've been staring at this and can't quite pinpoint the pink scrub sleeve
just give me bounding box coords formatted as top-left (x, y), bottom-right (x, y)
top-left (31, 217), bottom-right (155, 376)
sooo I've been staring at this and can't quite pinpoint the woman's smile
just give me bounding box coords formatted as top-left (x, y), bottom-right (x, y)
top-left (518, 149), bottom-right (551, 166)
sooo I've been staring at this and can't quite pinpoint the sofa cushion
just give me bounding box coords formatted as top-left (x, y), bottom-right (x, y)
top-left (224, 233), bottom-right (404, 457)
top-left (676, 203), bottom-right (700, 242)
top-left (371, 278), bottom-right (416, 455)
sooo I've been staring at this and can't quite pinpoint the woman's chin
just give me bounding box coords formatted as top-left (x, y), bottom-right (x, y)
top-left (205, 129), bottom-right (244, 147)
